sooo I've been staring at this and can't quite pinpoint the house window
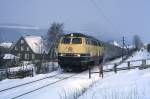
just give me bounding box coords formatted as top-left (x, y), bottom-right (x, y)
top-left (15, 47), bottom-right (18, 50)
top-left (17, 53), bottom-right (20, 57)
top-left (21, 46), bottom-right (24, 51)
top-left (17, 53), bottom-right (22, 58)
top-left (32, 54), bottom-right (35, 59)
top-left (21, 40), bottom-right (24, 44)
top-left (27, 47), bottom-right (29, 51)
top-left (25, 54), bottom-right (29, 59)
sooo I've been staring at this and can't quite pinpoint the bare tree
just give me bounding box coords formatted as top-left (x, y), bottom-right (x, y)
top-left (47, 22), bottom-right (64, 60)
top-left (133, 35), bottom-right (143, 50)
top-left (147, 44), bottom-right (150, 52)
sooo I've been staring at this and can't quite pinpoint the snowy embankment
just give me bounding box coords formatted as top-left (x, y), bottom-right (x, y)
top-left (0, 48), bottom-right (150, 99)
top-left (78, 69), bottom-right (150, 99)
top-left (78, 49), bottom-right (150, 99)
top-left (104, 48), bottom-right (150, 69)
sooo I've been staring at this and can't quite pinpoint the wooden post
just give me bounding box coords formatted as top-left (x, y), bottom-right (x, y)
top-left (99, 64), bottom-right (103, 78)
top-left (0, 72), bottom-right (2, 80)
top-left (31, 68), bottom-right (33, 77)
top-left (99, 65), bottom-right (100, 77)
top-left (52, 62), bottom-right (55, 71)
top-left (142, 59), bottom-right (146, 68)
top-left (89, 67), bottom-right (91, 79)
top-left (128, 61), bottom-right (130, 70)
top-left (114, 63), bottom-right (117, 73)
top-left (5, 67), bottom-right (8, 78)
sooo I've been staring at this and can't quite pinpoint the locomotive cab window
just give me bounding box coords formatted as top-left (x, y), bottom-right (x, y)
top-left (72, 38), bottom-right (82, 44)
top-left (61, 38), bottom-right (71, 44)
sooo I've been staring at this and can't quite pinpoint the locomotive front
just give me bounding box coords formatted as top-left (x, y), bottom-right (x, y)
top-left (58, 33), bottom-right (90, 71)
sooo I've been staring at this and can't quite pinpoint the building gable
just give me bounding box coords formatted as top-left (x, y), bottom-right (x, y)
top-left (11, 37), bottom-right (34, 53)
top-left (11, 36), bottom-right (50, 61)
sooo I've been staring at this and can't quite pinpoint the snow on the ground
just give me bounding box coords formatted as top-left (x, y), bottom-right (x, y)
top-left (78, 48), bottom-right (150, 99)
top-left (0, 70), bottom-right (99, 99)
top-left (0, 71), bottom-right (58, 90)
top-left (103, 48), bottom-right (150, 69)
top-left (0, 48), bottom-right (150, 99)
top-left (78, 69), bottom-right (150, 99)
top-left (3, 54), bottom-right (19, 59)
top-left (18, 73), bottom-right (98, 99)
top-left (127, 48), bottom-right (150, 61)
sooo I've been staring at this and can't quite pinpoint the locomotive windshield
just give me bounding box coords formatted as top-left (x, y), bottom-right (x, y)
top-left (61, 37), bottom-right (82, 44)
top-left (61, 38), bottom-right (71, 44)
top-left (72, 38), bottom-right (82, 44)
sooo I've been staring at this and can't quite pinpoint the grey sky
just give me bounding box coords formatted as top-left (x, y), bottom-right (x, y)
top-left (0, 0), bottom-right (150, 43)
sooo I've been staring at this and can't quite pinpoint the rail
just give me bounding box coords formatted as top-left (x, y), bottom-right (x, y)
top-left (0, 72), bottom-right (79, 99)
top-left (12, 73), bottom-right (78, 99)
top-left (0, 73), bottom-right (61, 93)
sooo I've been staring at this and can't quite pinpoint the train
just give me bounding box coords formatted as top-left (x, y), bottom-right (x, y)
top-left (58, 33), bottom-right (128, 71)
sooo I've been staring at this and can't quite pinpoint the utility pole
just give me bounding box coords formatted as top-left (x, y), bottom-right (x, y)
top-left (0, 32), bottom-right (2, 63)
top-left (0, 33), bottom-right (1, 66)
top-left (122, 36), bottom-right (130, 61)
top-left (122, 36), bottom-right (125, 61)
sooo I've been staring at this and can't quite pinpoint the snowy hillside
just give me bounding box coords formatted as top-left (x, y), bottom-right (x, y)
top-left (127, 48), bottom-right (150, 60)
top-left (79, 49), bottom-right (150, 99)
top-left (79, 69), bottom-right (150, 99)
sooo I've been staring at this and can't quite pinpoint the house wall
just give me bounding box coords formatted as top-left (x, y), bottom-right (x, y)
top-left (11, 37), bottom-right (38, 61)
top-left (11, 36), bottom-right (51, 62)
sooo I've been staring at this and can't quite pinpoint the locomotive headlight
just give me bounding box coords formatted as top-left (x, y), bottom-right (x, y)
top-left (59, 54), bottom-right (64, 56)
top-left (77, 54), bottom-right (80, 57)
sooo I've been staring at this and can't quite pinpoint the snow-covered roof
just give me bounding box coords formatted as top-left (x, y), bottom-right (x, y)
top-left (3, 54), bottom-right (19, 59)
top-left (0, 42), bottom-right (12, 48)
top-left (110, 41), bottom-right (120, 47)
top-left (128, 45), bottom-right (134, 49)
top-left (24, 36), bottom-right (48, 54)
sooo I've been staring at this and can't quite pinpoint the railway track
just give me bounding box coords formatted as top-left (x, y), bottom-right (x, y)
top-left (0, 72), bottom-right (79, 99)
top-left (12, 73), bottom-right (77, 99)
top-left (0, 73), bottom-right (61, 93)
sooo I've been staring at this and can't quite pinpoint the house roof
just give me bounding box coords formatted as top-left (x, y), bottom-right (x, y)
top-left (3, 54), bottom-right (19, 59)
top-left (24, 36), bottom-right (48, 54)
top-left (0, 42), bottom-right (12, 48)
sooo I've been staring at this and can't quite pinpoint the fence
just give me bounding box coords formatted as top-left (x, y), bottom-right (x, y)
top-left (89, 58), bottom-right (150, 78)
top-left (0, 68), bottom-right (34, 80)
top-left (0, 60), bottom-right (59, 80)
top-left (35, 60), bottom-right (59, 74)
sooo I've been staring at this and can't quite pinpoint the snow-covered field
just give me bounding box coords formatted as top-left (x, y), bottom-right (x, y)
top-left (78, 49), bottom-right (150, 99)
top-left (0, 48), bottom-right (150, 99)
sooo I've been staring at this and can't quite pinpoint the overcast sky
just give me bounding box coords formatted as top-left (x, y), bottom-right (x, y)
top-left (0, 0), bottom-right (150, 43)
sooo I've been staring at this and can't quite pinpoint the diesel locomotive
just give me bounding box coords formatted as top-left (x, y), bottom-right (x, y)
top-left (58, 33), bottom-right (105, 71)
top-left (58, 33), bottom-right (127, 71)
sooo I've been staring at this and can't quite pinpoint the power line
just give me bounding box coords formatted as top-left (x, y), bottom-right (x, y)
top-left (89, 0), bottom-right (120, 33)
top-left (0, 34), bottom-right (1, 43)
